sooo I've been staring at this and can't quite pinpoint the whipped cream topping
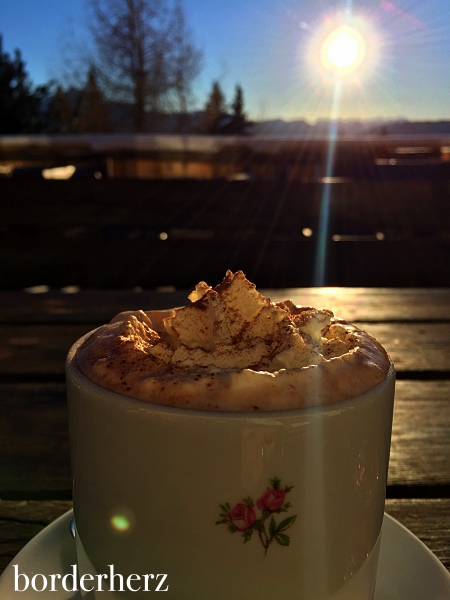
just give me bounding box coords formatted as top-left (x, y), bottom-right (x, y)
top-left (75, 271), bottom-right (392, 411)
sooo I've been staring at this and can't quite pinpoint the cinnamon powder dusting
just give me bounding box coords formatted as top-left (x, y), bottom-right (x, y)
top-left (76, 271), bottom-right (392, 411)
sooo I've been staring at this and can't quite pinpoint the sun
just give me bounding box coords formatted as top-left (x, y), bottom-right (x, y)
top-left (303, 12), bottom-right (381, 96)
top-left (321, 25), bottom-right (366, 73)
top-left (326, 32), bottom-right (360, 69)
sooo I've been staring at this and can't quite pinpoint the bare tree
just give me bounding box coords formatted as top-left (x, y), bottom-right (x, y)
top-left (87, 0), bottom-right (201, 132)
top-left (166, 0), bottom-right (202, 131)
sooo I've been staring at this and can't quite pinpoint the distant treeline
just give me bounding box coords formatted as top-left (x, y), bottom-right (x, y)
top-left (0, 0), bottom-right (252, 136)
top-left (253, 119), bottom-right (450, 136)
top-left (0, 32), bottom-right (252, 136)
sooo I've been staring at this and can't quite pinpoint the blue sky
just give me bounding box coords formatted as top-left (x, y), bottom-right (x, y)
top-left (2, 0), bottom-right (450, 121)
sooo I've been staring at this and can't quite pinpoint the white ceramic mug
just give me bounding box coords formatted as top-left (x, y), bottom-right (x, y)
top-left (66, 331), bottom-right (395, 599)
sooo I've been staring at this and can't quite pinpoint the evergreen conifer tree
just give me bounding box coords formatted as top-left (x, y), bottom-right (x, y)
top-left (201, 80), bottom-right (227, 134)
top-left (0, 35), bottom-right (46, 133)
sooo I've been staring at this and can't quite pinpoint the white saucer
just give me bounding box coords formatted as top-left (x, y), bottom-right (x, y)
top-left (0, 511), bottom-right (449, 598)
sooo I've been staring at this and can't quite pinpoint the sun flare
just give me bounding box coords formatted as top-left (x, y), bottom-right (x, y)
top-left (321, 26), bottom-right (366, 72)
top-left (299, 10), bottom-right (385, 125)
top-left (326, 32), bottom-right (360, 69)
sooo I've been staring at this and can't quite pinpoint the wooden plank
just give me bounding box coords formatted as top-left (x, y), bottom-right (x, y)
top-left (0, 499), bottom-right (447, 576)
top-left (385, 498), bottom-right (450, 571)
top-left (1, 322), bottom-right (449, 376)
top-left (1, 289), bottom-right (450, 324)
top-left (2, 180), bottom-right (447, 229)
top-left (0, 381), bottom-right (448, 495)
top-left (2, 180), bottom-right (449, 288)
top-left (0, 500), bottom-right (72, 575)
top-left (267, 288), bottom-right (450, 323)
top-left (0, 384), bottom-right (71, 495)
top-left (3, 236), bottom-right (450, 289)
top-left (0, 291), bottom-right (190, 325)
top-left (0, 324), bottom-right (96, 376)
top-left (388, 381), bottom-right (450, 486)
top-left (363, 323), bottom-right (450, 373)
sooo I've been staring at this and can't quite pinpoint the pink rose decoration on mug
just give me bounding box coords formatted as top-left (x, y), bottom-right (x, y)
top-left (216, 476), bottom-right (296, 555)
top-left (228, 503), bottom-right (256, 532)
top-left (256, 487), bottom-right (286, 512)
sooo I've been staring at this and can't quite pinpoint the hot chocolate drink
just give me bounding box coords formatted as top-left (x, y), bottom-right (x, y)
top-left (76, 270), bottom-right (390, 411)
top-left (67, 271), bottom-right (395, 599)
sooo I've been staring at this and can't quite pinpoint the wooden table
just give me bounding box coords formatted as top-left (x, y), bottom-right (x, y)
top-left (0, 287), bottom-right (449, 575)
